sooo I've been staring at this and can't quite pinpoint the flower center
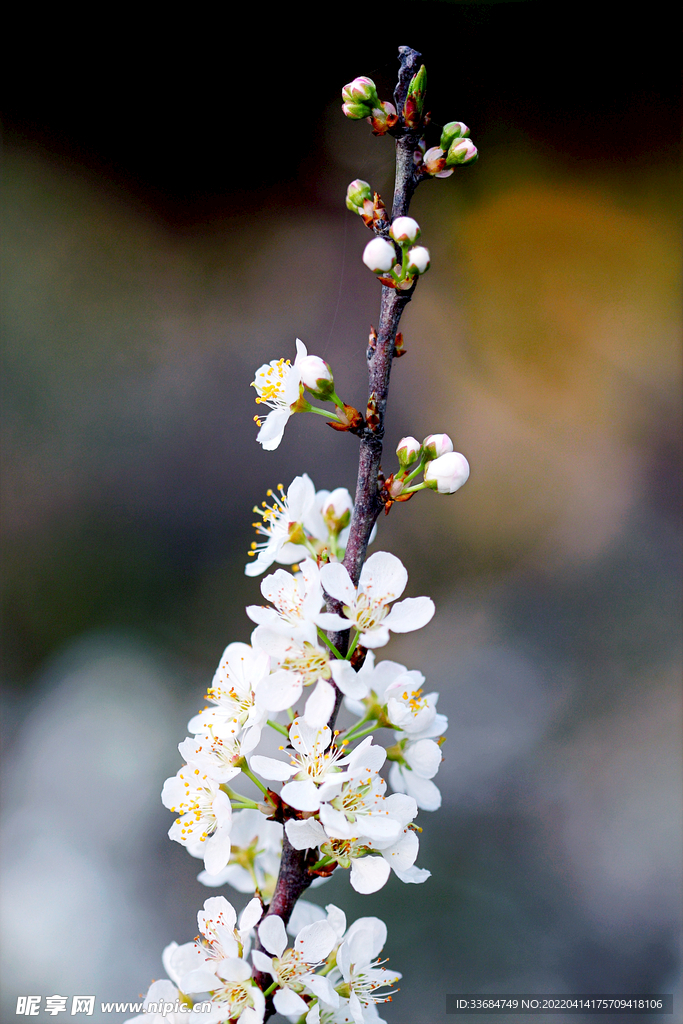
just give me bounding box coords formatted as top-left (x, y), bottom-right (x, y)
top-left (350, 593), bottom-right (388, 632)
top-left (284, 642), bottom-right (330, 685)
top-left (253, 359), bottom-right (292, 408)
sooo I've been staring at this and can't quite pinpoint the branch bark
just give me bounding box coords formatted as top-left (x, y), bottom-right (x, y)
top-left (256, 46), bottom-right (425, 1011)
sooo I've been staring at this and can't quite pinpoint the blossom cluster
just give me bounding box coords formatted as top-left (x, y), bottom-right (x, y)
top-left (128, 895), bottom-right (399, 1024)
top-left (131, 50), bottom-right (476, 1024)
top-left (144, 469), bottom-right (456, 1020)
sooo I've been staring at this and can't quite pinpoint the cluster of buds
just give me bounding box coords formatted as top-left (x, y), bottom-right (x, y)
top-left (345, 179), bottom-right (389, 230)
top-left (384, 432), bottom-right (470, 508)
top-left (362, 217), bottom-right (430, 290)
top-left (342, 76), bottom-right (398, 135)
top-left (420, 121), bottom-right (478, 178)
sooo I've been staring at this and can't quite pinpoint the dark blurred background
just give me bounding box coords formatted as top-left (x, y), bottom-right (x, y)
top-left (1, 2), bottom-right (681, 1022)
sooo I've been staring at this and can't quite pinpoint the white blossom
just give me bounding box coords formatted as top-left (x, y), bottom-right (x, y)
top-left (252, 339), bottom-right (312, 451)
top-left (251, 627), bottom-right (331, 711)
top-left (389, 739), bottom-right (444, 811)
top-left (250, 719), bottom-right (357, 812)
top-left (184, 956), bottom-right (266, 1024)
top-left (335, 917), bottom-right (401, 1024)
top-left (187, 642), bottom-right (271, 748)
top-left (124, 980), bottom-right (195, 1024)
top-left (318, 551), bottom-right (435, 648)
top-left (162, 767), bottom-right (232, 875)
top-left (246, 474), bottom-right (317, 577)
top-left (246, 560), bottom-right (326, 645)
top-left (252, 914), bottom-right (339, 1017)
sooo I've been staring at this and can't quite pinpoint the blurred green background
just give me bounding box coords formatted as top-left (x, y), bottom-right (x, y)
top-left (2, 3), bottom-right (681, 1022)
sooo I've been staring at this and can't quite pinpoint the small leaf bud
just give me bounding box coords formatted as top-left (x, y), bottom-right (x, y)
top-left (346, 179), bottom-right (373, 214)
top-left (407, 246), bottom-right (430, 275)
top-left (446, 138), bottom-right (478, 167)
top-left (298, 355), bottom-right (335, 400)
top-left (342, 76), bottom-right (379, 106)
top-left (440, 121), bottom-right (470, 150)
top-left (404, 64), bottom-right (427, 128)
top-left (322, 488), bottom-right (354, 531)
top-left (390, 216), bottom-right (421, 244)
top-left (423, 433), bottom-right (454, 460)
top-left (424, 451), bottom-right (470, 493)
top-left (396, 436), bottom-right (422, 468)
top-left (363, 237), bottom-right (396, 273)
top-left (342, 101), bottom-right (372, 120)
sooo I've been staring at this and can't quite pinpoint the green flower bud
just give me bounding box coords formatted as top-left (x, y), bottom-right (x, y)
top-left (342, 76), bottom-right (379, 106)
top-left (346, 179), bottom-right (373, 214)
top-left (342, 101), bottom-right (372, 120)
top-left (439, 121), bottom-right (470, 151)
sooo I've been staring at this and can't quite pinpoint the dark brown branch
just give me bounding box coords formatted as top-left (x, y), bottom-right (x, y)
top-left (258, 48), bottom-right (426, 1015)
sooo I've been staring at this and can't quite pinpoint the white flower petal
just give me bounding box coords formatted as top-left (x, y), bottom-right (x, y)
top-left (281, 779), bottom-right (322, 812)
top-left (319, 562), bottom-right (356, 605)
top-left (296, 920), bottom-right (337, 962)
top-left (256, 408), bottom-right (290, 450)
top-left (274, 989), bottom-right (309, 1017)
top-left (404, 738), bottom-right (442, 778)
top-left (286, 899), bottom-right (326, 936)
top-left (383, 595), bottom-right (435, 633)
top-left (258, 914), bottom-right (288, 957)
top-left (285, 817), bottom-right (327, 850)
top-left (330, 660), bottom-right (369, 699)
top-left (249, 755), bottom-right (296, 782)
top-left (359, 551), bottom-right (408, 601)
top-left (350, 856), bottom-right (391, 894)
top-left (304, 679), bottom-right (336, 728)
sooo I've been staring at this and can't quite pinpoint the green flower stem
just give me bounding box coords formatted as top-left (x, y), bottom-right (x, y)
top-left (309, 854), bottom-right (334, 872)
top-left (263, 982), bottom-right (279, 998)
top-left (240, 763), bottom-right (270, 797)
top-left (317, 628), bottom-right (345, 661)
top-left (222, 785), bottom-right (261, 810)
top-left (403, 456), bottom-right (427, 485)
top-left (345, 630), bottom-right (361, 660)
top-left (267, 719), bottom-right (290, 738)
top-left (308, 405), bottom-right (343, 421)
top-left (342, 722), bottom-right (378, 743)
top-left (401, 480), bottom-right (429, 495)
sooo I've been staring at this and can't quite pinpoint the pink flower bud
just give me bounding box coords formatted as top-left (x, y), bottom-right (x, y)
top-left (423, 433), bottom-right (453, 459)
top-left (390, 217), bottom-right (421, 244)
top-left (407, 246), bottom-right (430, 275)
top-left (424, 451), bottom-right (470, 493)
top-left (446, 138), bottom-right (478, 167)
top-left (363, 237), bottom-right (396, 273)
top-left (342, 76), bottom-right (378, 105)
top-left (396, 436), bottom-right (422, 468)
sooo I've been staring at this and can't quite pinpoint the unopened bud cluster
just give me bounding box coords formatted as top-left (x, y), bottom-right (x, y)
top-left (362, 216), bottom-right (430, 290)
top-left (342, 76), bottom-right (398, 135)
top-left (419, 121), bottom-right (478, 178)
top-left (388, 432), bottom-right (470, 500)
